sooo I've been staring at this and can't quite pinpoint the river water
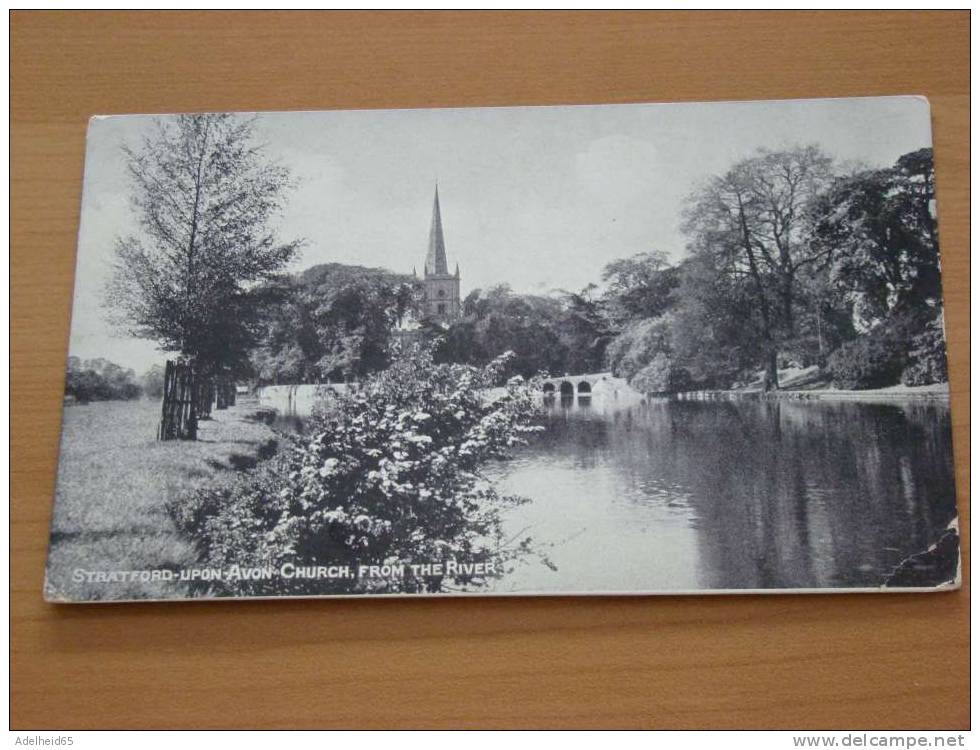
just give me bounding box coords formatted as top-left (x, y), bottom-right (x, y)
top-left (263, 389), bottom-right (957, 594)
top-left (487, 393), bottom-right (957, 593)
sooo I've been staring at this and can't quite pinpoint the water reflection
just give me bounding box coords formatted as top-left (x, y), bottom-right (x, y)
top-left (490, 394), bottom-right (957, 592)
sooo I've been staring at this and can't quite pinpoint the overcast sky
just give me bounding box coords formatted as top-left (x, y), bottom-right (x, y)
top-left (71, 96), bottom-right (932, 372)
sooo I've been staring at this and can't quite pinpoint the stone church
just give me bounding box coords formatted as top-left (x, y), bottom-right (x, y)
top-left (395, 187), bottom-right (461, 345)
top-left (417, 185), bottom-right (461, 323)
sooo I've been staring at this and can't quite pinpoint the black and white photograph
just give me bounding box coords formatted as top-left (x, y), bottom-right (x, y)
top-left (45, 96), bottom-right (959, 602)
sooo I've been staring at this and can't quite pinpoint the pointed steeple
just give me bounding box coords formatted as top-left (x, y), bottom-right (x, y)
top-left (424, 185), bottom-right (449, 277)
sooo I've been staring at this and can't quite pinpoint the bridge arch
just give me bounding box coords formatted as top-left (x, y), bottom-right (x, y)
top-left (542, 382), bottom-right (556, 394)
top-left (559, 381), bottom-right (575, 397)
top-left (577, 381), bottom-right (592, 394)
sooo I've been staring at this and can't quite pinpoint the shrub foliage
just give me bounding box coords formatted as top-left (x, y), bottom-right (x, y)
top-left (65, 357), bottom-right (142, 402)
top-left (171, 345), bottom-right (542, 596)
top-left (901, 315), bottom-right (949, 387)
top-left (826, 330), bottom-right (906, 390)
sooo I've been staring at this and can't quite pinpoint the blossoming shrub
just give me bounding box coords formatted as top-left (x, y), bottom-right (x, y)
top-left (171, 345), bottom-right (541, 596)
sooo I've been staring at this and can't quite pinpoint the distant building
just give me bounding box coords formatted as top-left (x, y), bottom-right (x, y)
top-left (418, 186), bottom-right (461, 323)
top-left (394, 186), bottom-right (461, 346)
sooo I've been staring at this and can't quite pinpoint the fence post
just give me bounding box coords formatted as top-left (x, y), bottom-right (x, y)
top-left (216, 377), bottom-right (228, 410)
top-left (159, 359), bottom-right (199, 441)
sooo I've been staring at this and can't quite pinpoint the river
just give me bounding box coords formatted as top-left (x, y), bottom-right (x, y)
top-left (486, 392), bottom-right (957, 593)
top-left (261, 388), bottom-right (957, 594)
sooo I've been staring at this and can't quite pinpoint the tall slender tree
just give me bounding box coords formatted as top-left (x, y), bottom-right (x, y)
top-left (105, 114), bottom-right (302, 379)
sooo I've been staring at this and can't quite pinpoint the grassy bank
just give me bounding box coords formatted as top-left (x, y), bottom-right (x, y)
top-left (45, 398), bottom-right (279, 601)
top-left (704, 365), bottom-right (951, 402)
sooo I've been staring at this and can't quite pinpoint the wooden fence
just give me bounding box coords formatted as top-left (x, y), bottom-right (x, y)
top-left (159, 360), bottom-right (197, 440)
top-left (159, 360), bottom-right (239, 441)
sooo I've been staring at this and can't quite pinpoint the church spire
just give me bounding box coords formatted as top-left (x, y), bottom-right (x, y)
top-left (424, 185), bottom-right (449, 277)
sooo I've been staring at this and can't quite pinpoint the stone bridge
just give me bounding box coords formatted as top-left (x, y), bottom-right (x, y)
top-left (540, 372), bottom-right (628, 398)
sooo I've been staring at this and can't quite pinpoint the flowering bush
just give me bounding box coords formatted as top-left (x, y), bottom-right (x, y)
top-left (171, 344), bottom-right (542, 596)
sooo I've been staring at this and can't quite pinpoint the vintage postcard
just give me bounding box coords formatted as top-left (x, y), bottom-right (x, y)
top-left (46, 96), bottom-right (959, 602)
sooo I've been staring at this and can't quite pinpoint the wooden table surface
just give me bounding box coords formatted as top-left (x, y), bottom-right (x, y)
top-left (10, 11), bottom-right (970, 729)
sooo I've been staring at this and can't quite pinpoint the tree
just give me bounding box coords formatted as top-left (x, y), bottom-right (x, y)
top-left (105, 114), bottom-right (301, 379)
top-left (811, 148), bottom-right (941, 331)
top-left (659, 255), bottom-right (767, 389)
top-left (141, 363), bottom-right (166, 399)
top-left (436, 285), bottom-right (568, 379)
top-left (600, 251), bottom-right (679, 325)
top-left (554, 285), bottom-right (615, 375)
top-left (682, 146), bottom-right (833, 388)
top-left (66, 357), bottom-right (142, 402)
top-left (250, 263), bottom-right (419, 384)
top-left (605, 315), bottom-right (674, 382)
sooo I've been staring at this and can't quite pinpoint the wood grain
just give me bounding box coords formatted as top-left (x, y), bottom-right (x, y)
top-left (10, 11), bottom-right (970, 729)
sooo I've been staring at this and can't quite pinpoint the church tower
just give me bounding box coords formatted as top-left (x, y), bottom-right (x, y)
top-left (421, 186), bottom-right (461, 323)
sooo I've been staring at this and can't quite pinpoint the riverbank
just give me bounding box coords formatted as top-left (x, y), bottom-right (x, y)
top-left (673, 364), bottom-right (950, 403)
top-left (45, 398), bottom-right (280, 601)
top-left (676, 382), bottom-right (950, 403)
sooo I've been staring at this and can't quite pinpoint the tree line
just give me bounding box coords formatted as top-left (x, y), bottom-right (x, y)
top-left (103, 113), bottom-right (946, 404)
top-left (65, 357), bottom-right (155, 402)
top-left (434, 145), bottom-right (947, 392)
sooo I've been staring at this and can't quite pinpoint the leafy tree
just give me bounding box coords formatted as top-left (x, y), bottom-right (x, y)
top-left (605, 315), bottom-right (674, 382)
top-left (251, 263), bottom-right (419, 383)
top-left (825, 331), bottom-right (906, 390)
top-left (811, 148), bottom-right (941, 331)
top-left (554, 285), bottom-right (616, 375)
top-left (66, 357), bottom-right (142, 402)
top-left (437, 285), bottom-right (568, 379)
top-left (901, 314), bottom-right (948, 386)
top-left (141, 363), bottom-right (166, 399)
top-left (600, 251), bottom-right (679, 324)
top-left (630, 352), bottom-right (692, 394)
top-left (782, 269), bottom-right (856, 368)
top-left (105, 114), bottom-right (301, 379)
top-left (682, 145), bottom-right (834, 388)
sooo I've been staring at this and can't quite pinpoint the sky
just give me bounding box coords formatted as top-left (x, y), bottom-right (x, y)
top-left (70, 96), bottom-right (933, 372)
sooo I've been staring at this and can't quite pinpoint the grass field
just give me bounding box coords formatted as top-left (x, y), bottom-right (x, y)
top-left (45, 398), bottom-right (279, 601)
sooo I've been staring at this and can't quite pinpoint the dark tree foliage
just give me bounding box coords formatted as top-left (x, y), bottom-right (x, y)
top-left (825, 330), bottom-right (907, 390)
top-left (66, 357), bottom-right (142, 402)
top-left (554, 285), bottom-right (616, 375)
top-left (433, 284), bottom-right (616, 380)
top-left (105, 114), bottom-right (302, 377)
top-left (811, 147), bottom-right (942, 330)
top-left (251, 263), bottom-right (419, 383)
top-left (601, 251), bottom-right (680, 325)
top-left (436, 285), bottom-right (568, 379)
top-left (600, 147), bottom-right (945, 392)
top-left (668, 255), bottom-right (767, 389)
top-left (435, 285), bottom-right (584, 379)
